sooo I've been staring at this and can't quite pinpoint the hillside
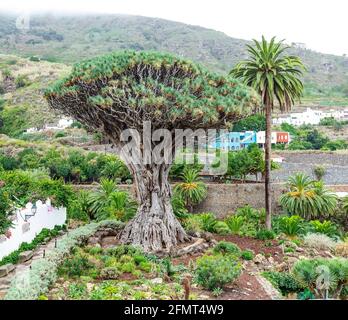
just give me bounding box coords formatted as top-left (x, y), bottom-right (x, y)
top-left (0, 13), bottom-right (348, 102)
top-left (0, 54), bottom-right (70, 135)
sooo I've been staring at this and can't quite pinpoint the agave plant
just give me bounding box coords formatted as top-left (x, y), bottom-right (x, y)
top-left (280, 173), bottom-right (337, 220)
top-left (174, 168), bottom-right (207, 212)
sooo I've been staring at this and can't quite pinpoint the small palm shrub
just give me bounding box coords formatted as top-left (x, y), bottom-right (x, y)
top-left (174, 168), bottom-right (207, 212)
top-left (292, 258), bottom-right (348, 299)
top-left (213, 241), bottom-right (241, 256)
top-left (68, 190), bottom-right (93, 221)
top-left (195, 254), bottom-right (241, 290)
top-left (88, 178), bottom-right (136, 222)
top-left (199, 213), bottom-right (218, 233)
top-left (303, 233), bottom-right (337, 251)
top-left (279, 173), bottom-right (337, 220)
top-left (227, 205), bottom-right (265, 237)
top-left (225, 215), bottom-right (244, 235)
top-left (309, 220), bottom-right (339, 238)
top-left (277, 215), bottom-right (305, 237)
top-left (100, 191), bottom-right (137, 222)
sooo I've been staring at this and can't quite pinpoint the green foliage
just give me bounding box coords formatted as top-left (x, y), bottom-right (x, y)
top-left (15, 75), bottom-right (31, 88)
top-left (174, 168), bottom-right (207, 211)
top-left (279, 173), bottom-right (337, 220)
top-left (0, 105), bottom-right (29, 137)
top-left (262, 271), bottom-right (305, 296)
top-left (0, 187), bottom-right (14, 234)
top-left (225, 144), bottom-right (267, 181)
top-left (68, 190), bottom-right (93, 221)
top-left (232, 114), bottom-right (266, 132)
top-left (292, 258), bottom-right (348, 299)
top-left (231, 36), bottom-right (305, 115)
top-left (313, 165), bottom-right (326, 181)
top-left (225, 215), bottom-right (244, 234)
top-left (198, 213), bottom-right (218, 233)
top-left (0, 169), bottom-right (74, 208)
top-left (213, 241), bottom-right (241, 256)
top-left (195, 254), bottom-right (241, 290)
top-left (46, 51), bottom-right (259, 135)
top-left (276, 215), bottom-right (305, 237)
top-left (309, 220), bottom-right (340, 238)
top-left (88, 178), bottom-right (137, 222)
top-left (255, 229), bottom-right (276, 240)
top-left (241, 250), bottom-right (254, 261)
top-left (171, 193), bottom-right (189, 219)
top-left (213, 221), bottom-right (230, 235)
top-left (58, 254), bottom-right (94, 277)
top-left (226, 205), bottom-right (265, 237)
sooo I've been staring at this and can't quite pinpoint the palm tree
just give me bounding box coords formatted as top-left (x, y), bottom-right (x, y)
top-left (279, 173), bottom-right (337, 220)
top-left (230, 36), bottom-right (305, 229)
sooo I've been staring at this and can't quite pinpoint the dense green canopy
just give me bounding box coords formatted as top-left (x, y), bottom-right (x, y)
top-left (45, 51), bottom-right (259, 142)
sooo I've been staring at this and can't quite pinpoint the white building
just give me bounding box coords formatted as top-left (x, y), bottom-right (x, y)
top-left (256, 131), bottom-right (277, 144)
top-left (25, 117), bottom-right (74, 134)
top-left (272, 107), bottom-right (348, 126)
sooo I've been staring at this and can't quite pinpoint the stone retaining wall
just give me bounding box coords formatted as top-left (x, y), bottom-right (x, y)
top-left (75, 183), bottom-right (348, 219)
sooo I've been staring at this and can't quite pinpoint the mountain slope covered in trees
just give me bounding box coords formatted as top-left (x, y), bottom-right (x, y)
top-left (0, 13), bottom-right (347, 101)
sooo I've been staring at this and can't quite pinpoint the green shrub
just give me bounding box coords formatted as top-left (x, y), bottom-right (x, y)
top-left (313, 165), bottom-right (326, 181)
top-left (213, 241), bottom-right (241, 256)
top-left (15, 75), bottom-right (31, 88)
top-left (277, 215), bottom-right (305, 237)
top-left (58, 255), bottom-right (94, 277)
top-left (263, 271), bottom-right (305, 295)
top-left (256, 229), bottom-right (276, 240)
top-left (54, 131), bottom-right (66, 138)
top-left (241, 250), bottom-right (254, 261)
top-left (225, 215), bottom-right (244, 234)
top-left (199, 213), bottom-right (218, 233)
top-left (309, 220), bottom-right (339, 238)
top-left (195, 254), bottom-right (241, 290)
top-left (292, 257), bottom-right (348, 299)
top-left (213, 221), bottom-right (230, 235)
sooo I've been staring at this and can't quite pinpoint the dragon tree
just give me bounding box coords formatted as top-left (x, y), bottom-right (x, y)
top-left (45, 51), bottom-right (259, 252)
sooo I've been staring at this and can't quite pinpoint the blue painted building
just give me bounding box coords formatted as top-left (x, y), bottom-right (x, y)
top-left (211, 131), bottom-right (257, 151)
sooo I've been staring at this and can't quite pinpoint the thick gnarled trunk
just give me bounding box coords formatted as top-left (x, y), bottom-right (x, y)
top-left (120, 164), bottom-right (189, 253)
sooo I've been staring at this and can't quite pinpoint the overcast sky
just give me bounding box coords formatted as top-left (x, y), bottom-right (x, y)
top-left (1, 0), bottom-right (347, 56)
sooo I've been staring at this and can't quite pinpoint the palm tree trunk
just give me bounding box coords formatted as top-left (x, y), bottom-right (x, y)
top-left (265, 102), bottom-right (272, 230)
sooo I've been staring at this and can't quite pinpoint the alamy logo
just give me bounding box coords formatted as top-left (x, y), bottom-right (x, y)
top-left (118, 121), bottom-right (229, 175)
